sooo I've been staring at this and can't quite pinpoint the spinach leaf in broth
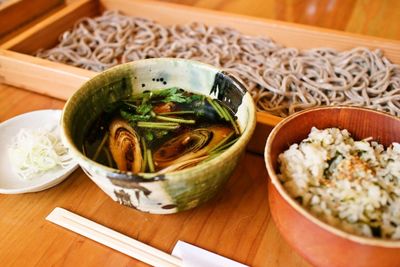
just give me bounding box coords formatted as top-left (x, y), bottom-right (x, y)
top-left (82, 88), bottom-right (241, 174)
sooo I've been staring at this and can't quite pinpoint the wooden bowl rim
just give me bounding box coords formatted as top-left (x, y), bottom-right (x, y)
top-left (265, 106), bottom-right (400, 248)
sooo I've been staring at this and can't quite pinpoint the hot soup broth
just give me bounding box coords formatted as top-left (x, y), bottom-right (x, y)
top-left (83, 88), bottom-right (240, 173)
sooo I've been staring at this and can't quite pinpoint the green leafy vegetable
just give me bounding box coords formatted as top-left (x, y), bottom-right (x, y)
top-left (143, 129), bottom-right (169, 141)
top-left (145, 131), bottom-right (154, 141)
top-left (161, 88), bottom-right (187, 103)
top-left (155, 115), bottom-right (195, 124)
top-left (120, 110), bottom-right (151, 122)
top-left (154, 130), bottom-right (169, 138)
top-left (188, 94), bottom-right (205, 103)
top-left (141, 138), bottom-right (148, 172)
top-left (147, 149), bottom-right (155, 172)
top-left (137, 121), bottom-right (180, 130)
top-left (130, 87), bottom-right (205, 106)
top-left (158, 111), bottom-right (195, 115)
top-left (122, 101), bottom-right (137, 109)
top-left (136, 95), bottom-right (153, 115)
top-left (206, 97), bottom-right (224, 119)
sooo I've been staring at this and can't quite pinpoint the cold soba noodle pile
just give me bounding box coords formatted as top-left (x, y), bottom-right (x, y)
top-left (36, 11), bottom-right (400, 117)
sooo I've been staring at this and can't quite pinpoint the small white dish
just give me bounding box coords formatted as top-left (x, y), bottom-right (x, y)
top-left (0, 109), bottom-right (78, 194)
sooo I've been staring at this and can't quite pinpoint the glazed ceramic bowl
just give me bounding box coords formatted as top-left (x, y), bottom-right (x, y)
top-left (265, 106), bottom-right (400, 267)
top-left (61, 58), bottom-right (256, 214)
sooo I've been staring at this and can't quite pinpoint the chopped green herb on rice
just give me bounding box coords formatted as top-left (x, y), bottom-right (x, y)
top-left (279, 127), bottom-right (400, 239)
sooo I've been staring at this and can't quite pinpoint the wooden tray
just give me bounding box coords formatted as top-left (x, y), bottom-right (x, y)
top-left (0, 0), bottom-right (65, 43)
top-left (1, 0), bottom-right (400, 153)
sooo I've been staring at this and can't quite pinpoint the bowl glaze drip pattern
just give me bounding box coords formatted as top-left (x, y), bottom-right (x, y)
top-left (62, 59), bottom-right (256, 214)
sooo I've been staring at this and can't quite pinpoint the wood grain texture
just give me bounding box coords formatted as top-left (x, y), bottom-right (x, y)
top-left (0, 0), bottom-right (64, 39)
top-left (1, 1), bottom-right (399, 266)
top-left (265, 107), bottom-right (400, 267)
top-left (0, 87), bottom-right (309, 267)
top-left (0, 0), bottom-right (98, 53)
top-left (1, 0), bottom-right (399, 157)
top-left (161, 0), bottom-right (400, 40)
top-left (0, 49), bottom-right (95, 99)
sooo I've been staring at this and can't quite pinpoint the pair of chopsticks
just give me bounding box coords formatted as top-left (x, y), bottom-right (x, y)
top-left (46, 208), bottom-right (182, 267)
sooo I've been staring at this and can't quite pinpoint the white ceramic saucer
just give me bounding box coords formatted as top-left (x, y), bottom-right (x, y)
top-left (0, 110), bottom-right (78, 194)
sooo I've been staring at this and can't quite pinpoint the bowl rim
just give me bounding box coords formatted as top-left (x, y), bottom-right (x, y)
top-left (265, 106), bottom-right (400, 248)
top-left (61, 58), bottom-right (257, 179)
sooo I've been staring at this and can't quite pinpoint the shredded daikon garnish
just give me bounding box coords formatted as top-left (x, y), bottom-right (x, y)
top-left (8, 126), bottom-right (73, 180)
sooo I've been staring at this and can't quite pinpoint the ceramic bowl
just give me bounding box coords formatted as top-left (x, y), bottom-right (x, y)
top-left (264, 106), bottom-right (400, 267)
top-left (61, 58), bottom-right (256, 214)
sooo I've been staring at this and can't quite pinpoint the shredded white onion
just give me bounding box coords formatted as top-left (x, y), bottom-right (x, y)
top-left (8, 126), bottom-right (73, 180)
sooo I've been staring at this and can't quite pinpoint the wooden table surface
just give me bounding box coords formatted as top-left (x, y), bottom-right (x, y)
top-left (163, 0), bottom-right (400, 41)
top-left (0, 1), bottom-right (399, 267)
top-left (0, 88), bottom-right (309, 267)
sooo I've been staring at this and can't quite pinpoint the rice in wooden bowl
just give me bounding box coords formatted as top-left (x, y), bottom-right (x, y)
top-left (264, 106), bottom-right (400, 267)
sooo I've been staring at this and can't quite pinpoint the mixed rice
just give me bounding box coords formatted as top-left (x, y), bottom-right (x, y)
top-left (278, 127), bottom-right (400, 239)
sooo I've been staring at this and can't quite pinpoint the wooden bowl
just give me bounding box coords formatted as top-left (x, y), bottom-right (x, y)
top-left (264, 106), bottom-right (400, 267)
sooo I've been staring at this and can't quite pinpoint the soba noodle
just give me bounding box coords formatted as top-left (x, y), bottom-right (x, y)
top-left (36, 10), bottom-right (400, 117)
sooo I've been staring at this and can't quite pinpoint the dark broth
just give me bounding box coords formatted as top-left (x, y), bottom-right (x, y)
top-left (83, 88), bottom-right (240, 173)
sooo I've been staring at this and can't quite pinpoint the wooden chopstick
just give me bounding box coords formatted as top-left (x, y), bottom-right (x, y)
top-left (46, 207), bottom-right (182, 267)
